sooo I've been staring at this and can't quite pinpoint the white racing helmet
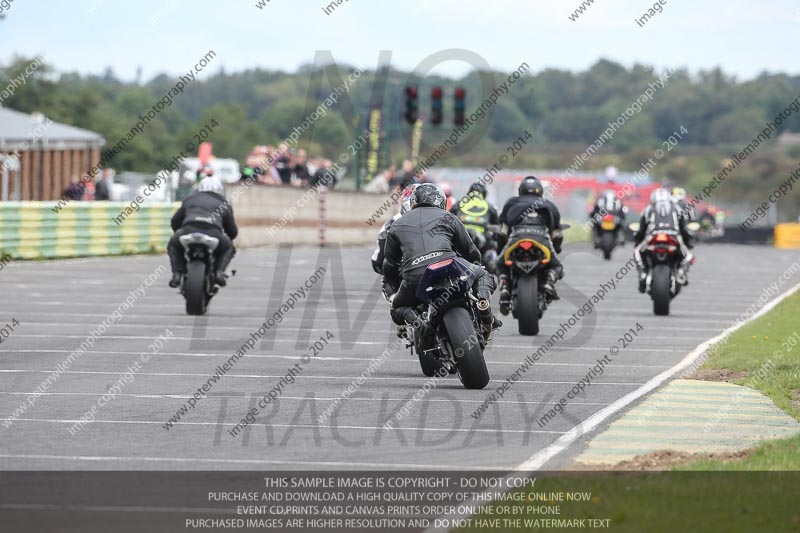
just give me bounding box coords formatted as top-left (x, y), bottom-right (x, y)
top-left (651, 187), bottom-right (673, 217)
top-left (650, 188), bottom-right (671, 204)
top-left (400, 184), bottom-right (420, 215)
top-left (197, 176), bottom-right (224, 196)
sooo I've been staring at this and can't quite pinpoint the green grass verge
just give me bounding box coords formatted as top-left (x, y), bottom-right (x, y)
top-left (562, 219), bottom-right (590, 244)
top-left (695, 290), bottom-right (800, 421)
top-left (677, 434), bottom-right (800, 471)
top-left (676, 290), bottom-right (800, 471)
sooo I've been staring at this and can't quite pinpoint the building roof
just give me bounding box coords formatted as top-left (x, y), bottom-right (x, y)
top-left (0, 107), bottom-right (105, 150)
top-left (777, 130), bottom-right (800, 147)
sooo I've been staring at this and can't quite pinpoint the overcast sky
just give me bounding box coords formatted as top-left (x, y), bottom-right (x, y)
top-left (1, 0), bottom-right (798, 81)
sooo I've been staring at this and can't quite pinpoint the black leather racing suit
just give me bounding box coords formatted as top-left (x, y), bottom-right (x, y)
top-left (633, 202), bottom-right (694, 270)
top-left (497, 195), bottom-right (564, 280)
top-left (168, 190), bottom-right (238, 274)
top-left (371, 215), bottom-right (398, 275)
top-left (383, 206), bottom-right (496, 326)
top-left (371, 214), bottom-right (401, 300)
top-left (674, 198), bottom-right (696, 223)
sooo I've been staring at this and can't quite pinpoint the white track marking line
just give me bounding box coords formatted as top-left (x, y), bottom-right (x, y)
top-left (0, 347), bottom-right (680, 362)
top-left (4, 305), bottom-right (744, 318)
top-left (0, 391), bottom-right (612, 406)
top-left (5, 418), bottom-right (563, 434)
top-left (0, 454), bottom-right (514, 470)
top-left (0, 330), bottom-right (715, 341)
top-left (2, 321), bottom-right (728, 333)
top-left (0, 369), bottom-right (644, 386)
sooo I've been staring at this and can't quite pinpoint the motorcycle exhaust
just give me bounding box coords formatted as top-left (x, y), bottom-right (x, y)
top-left (476, 298), bottom-right (493, 329)
top-left (676, 270), bottom-right (688, 286)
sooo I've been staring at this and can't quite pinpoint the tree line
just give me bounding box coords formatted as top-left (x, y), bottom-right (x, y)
top-left (2, 57), bottom-right (799, 218)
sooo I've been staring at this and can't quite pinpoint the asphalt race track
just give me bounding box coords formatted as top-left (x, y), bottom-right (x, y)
top-left (1, 243), bottom-right (799, 471)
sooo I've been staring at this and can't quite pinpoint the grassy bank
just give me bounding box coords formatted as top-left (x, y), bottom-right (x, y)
top-left (676, 289), bottom-right (800, 471)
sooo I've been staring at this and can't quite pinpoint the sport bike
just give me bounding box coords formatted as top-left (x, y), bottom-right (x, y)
top-left (641, 230), bottom-right (684, 316)
top-left (502, 227), bottom-right (556, 336)
top-left (595, 213), bottom-right (621, 260)
top-left (402, 257), bottom-right (492, 389)
top-left (178, 233), bottom-right (227, 315)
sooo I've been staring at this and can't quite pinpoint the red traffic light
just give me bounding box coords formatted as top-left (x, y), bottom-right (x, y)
top-left (404, 86), bottom-right (419, 125)
top-left (454, 87), bottom-right (466, 99)
top-left (432, 86), bottom-right (443, 99)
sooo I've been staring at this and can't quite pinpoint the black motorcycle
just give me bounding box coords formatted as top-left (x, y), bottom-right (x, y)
top-left (640, 230), bottom-right (684, 316)
top-left (402, 257), bottom-right (492, 389)
top-left (178, 232), bottom-right (226, 315)
top-left (595, 213), bottom-right (621, 260)
top-left (502, 226), bottom-right (566, 336)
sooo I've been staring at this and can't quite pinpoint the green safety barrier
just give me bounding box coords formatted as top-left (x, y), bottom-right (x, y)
top-left (0, 201), bottom-right (180, 259)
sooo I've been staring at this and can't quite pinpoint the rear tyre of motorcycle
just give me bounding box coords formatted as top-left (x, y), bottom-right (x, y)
top-left (516, 275), bottom-right (540, 336)
top-left (185, 260), bottom-right (208, 316)
top-left (600, 232), bottom-right (614, 260)
top-left (651, 264), bottom-right (671, 316)
top-left (444, 307), bottom-right (489, 390)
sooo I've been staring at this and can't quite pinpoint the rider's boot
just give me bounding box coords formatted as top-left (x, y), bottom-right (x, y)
top-left (214, 247), bottom-right (235, 287)
top-left (169, 272), bottom-right (182, 288)
top-left (637, 266), bottom-right (647, 293)
top-left (677, 252), bottom-right (694, 286)
top-left (399, 308), bottom-right (433, 339)
top-left (543, 269), bottom-right (560, 300)
top-left (498, 275), bottom-right (511, 316)
top-left (476, 298), bottom-right (502, 341)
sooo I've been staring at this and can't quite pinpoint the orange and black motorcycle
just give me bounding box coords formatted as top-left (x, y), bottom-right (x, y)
top-left (501, 226), bottom-right (565, 336)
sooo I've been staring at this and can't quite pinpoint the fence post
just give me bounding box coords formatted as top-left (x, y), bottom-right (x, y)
top-left (318, 186), bottom-right (328, 247)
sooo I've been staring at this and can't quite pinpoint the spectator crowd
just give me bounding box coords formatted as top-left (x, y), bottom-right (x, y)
top-left (361, 159), bottom-right (433, 194)
top-left (240, 144), bottom-right (339, 189)
top-left (62, 168), bottom-right (114, 202)
top-left (240, 144), bottom-right (434, 193)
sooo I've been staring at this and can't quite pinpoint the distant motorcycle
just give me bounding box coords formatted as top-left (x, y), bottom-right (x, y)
top-left (401, 257), bottom-right (492, 389)
top-left (696, 212), bottom-right (724, 241)
top-left (502, 225), bottom-right (568, 335)
top-left (595, 213), bottom-right (621, 260)
top-left (178, 233), bottom-right (228, 315)
top-left (643, 231), bottom-right (682, 315)
top-left (632, 222), bottom-right (698, 316)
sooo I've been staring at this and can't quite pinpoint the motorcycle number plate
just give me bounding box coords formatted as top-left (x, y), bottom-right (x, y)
top-left (601, 221), bottom-right (616, 230)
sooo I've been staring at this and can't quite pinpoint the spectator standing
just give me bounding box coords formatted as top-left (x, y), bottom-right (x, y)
top-left (83, 179), bottom-right (96, 201)
top-left (292, 149), bottom-right (312, 187)
top-left (393, 160), bottom-right (417, 190)
top-left (273, 145), bottom-right (293, 185)
top-left (363, 164), bottom-right (393, 194)
top-left (310, 159), bottom-right (336, 189)
top-left (63, 176), bottom-right (84, 201)
top-left (94, 169), bottom-right (112, 201)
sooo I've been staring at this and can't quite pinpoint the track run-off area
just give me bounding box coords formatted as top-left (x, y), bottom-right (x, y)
top-left (1, 243), bottom-right (799, 470)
